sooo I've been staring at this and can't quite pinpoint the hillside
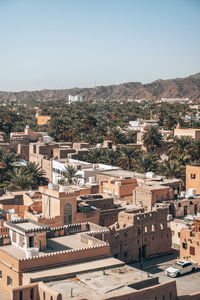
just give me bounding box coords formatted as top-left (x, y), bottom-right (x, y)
top-left (0, 72), bottom-right (200, 104)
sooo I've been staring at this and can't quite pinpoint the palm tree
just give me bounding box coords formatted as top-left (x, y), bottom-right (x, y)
top-left (134, 153), bottom-right (159, 173)
top-left (142, 126), bottom-right (162, 153)
top-left (26, 162), bottom-right (49, 188)
top-left (159, 160), bottom-right (185, 183)
top-left (118, 146), bottom-right (140, 170)
top-left (108, 127), bottom-right (126, 145)
top-left (191, 139), bottom-right (200, 161)
top-left (83, 148), bottom-right (104, 163)
top-left (4, 168), bottom-right (34, 191)
top-left (0, 148), bottom-right (17, 183)
top-left (101, 149), bottom-right (120, 166)
top-left (61, 165), bottom-right (82, 185)
top-left (168, 136), bottom-right (193, 162)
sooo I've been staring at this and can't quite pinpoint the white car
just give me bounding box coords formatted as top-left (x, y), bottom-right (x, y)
top-left (165, 260), bottom-right (198, 278)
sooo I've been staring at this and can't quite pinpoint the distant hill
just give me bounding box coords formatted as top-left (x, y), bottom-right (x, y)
top-left (0, 72), bottom-right (200, 104)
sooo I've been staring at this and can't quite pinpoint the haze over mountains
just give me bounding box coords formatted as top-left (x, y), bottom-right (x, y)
top-left (0, 72), bottom-right (200, 104)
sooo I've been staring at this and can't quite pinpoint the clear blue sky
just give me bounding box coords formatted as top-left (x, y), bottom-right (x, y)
top-left (0, 0), bottom-right (200, 91)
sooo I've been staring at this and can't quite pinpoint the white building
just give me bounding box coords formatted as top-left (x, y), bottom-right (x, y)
top-left (128, 119), bottom-right (158, 131)
top-left (52, 158), bottom-right (120, 185)
top-left (160, 97), bottom-right (189, 104)
top-left (68, 95), bottom-right (83, 104)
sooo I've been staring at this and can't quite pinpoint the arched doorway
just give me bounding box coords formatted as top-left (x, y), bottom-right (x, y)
top-left (63, 203), bottom-right (73, 225)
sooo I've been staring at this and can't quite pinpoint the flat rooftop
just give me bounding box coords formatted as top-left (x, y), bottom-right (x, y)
top-left (5, 220), bottom-right (48, 234)
top-left (49, 265), bottom-right (158, 300)
top-left (23, 257), bottom-right (124, 284)
top-left (1, 231), bottom-right (104, 259)
top-left (98, 169), bottom-right (135, 178)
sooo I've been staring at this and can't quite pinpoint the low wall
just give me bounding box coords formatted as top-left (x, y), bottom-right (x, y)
top-left (106, 280), bottom-right (177, 300)
top-left (19, 244), bottom-right (110, 272)
top-left (12, 283), bottom-right (39, 300)
top-left (178, 292), bottom-right (200, 300)
top-left (11, 282), bottom-right (61, 300)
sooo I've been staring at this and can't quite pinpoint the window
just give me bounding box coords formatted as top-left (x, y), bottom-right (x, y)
top-left (170, 292), bottom-right (172, 299)
top-left (124, 231), bottom-right (128, 237)
top-left (30, 288), bottom-right (34, 300)
top-left (124, 252), bottom-right (128, 258)
top-left (178, 232), bottom-right (180, 238)
top-left (190, 246), bottom-right (195, 256)
top-left (7, 276), bottom-right (12, 286)
top-left (182, 242), bottom-right (187, 249)
top-left (20, 291), bottom-right (23, 300)
top-left (178, 203), bottom-right (181, 208)
top-left (191, 174), bottom-right (196, 179)
top-left (190, 201), bottom-right (193, 206)
top-left (183, 262), bottom-right (192, 268)
top-left (0, 270), bottom-right (2, 279)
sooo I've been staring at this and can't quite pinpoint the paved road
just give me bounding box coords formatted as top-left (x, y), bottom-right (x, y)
top-left (130, 252), bottom-right (200, 296)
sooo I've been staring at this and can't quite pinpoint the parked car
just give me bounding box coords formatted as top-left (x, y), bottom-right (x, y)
top-left (165, 260), bottom-right (198, 278)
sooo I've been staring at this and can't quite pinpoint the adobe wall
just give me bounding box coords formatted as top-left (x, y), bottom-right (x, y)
top-left (96, 209), bottom-right (172, 263)
top-left (75, 210), bottom-right (100, 225)
top-left (0, 227), bottom-right (9, 236)
top-left (102, 180), bottom-right (138, 199)
top-left (17, 144), bottom-right (29, 162)
top-left (178, 292), bottom-right (200, 300)
top-left (99, 209), bottom-right (121, 227)
top-left (173, 198), bottom-right (200, 217)
top-left (84, 198), bottom-right (114, 210)
top-left (186, 165), bottom-right (200, 194)
top-left (133, 186), bottom-right (172, 210)
top-left (180, 228), bottom-right (200, 264)
top-left (12, 282), bottom-right (39, 300)
top-left (174, 128), bottom-right (197, 139)
top-left (0, 259), bottom-right (22, 292)
top-left (106, 280), bottom-right (177, 300)
top-left (38, 282), bottom-right (62, 300)
top-left (18, 244), bottom-right (110, 272)
top-left (41, 158), bottom-right (52, 182)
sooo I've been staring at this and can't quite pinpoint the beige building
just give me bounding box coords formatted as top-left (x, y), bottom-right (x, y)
top-left (100, 178), bottom-right (138, 202)
top-left (174, 125), bottom-right (200, 139)
top-left (180, 218), bottom-right (200, 264)
top-left (186, 164), bottom-right (200, 194)
top-left (133, 185), bottom-right (174, 210)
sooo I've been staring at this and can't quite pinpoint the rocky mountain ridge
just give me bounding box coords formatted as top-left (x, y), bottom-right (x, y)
top-left (0, 72), bottom-right (200, 103)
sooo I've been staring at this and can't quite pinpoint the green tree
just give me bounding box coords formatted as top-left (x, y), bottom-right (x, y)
top-left (118, 146), bottom-right (140, 170)
top-left (61, 165), bottom-right (82, 185)
top-left (142, 126), bottom-right (162, 152)
top-left (4, 168), bottom-right (34, 191)
top-left (159, 160), bottom-right (185, 184)
top-left (134, 153), bottom-right (159, 173)
top-left (26, 162), bottom-right (49, 188)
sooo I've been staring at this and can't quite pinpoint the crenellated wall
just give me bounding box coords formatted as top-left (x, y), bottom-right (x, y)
top-left (18, 244), bottom-right (110, 272)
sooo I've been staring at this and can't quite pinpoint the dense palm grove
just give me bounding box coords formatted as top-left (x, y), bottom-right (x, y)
top-left (0, 100), bottom-right (200, 189)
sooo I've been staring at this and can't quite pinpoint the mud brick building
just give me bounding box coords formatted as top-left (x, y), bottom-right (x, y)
top-left (88, 207), bottom-right (172, 263)
top-left (180, 218), bottom-right (200, 264)
top-left (186, 164), bottom-right (200, 194)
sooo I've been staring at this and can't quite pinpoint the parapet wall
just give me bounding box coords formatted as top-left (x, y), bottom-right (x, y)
top-left (18, 243), bottom-right (110, 272)
top-left (11, 281), bottom-right (61, 300)
top-left (106, 280), bottom-right (177, 300)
